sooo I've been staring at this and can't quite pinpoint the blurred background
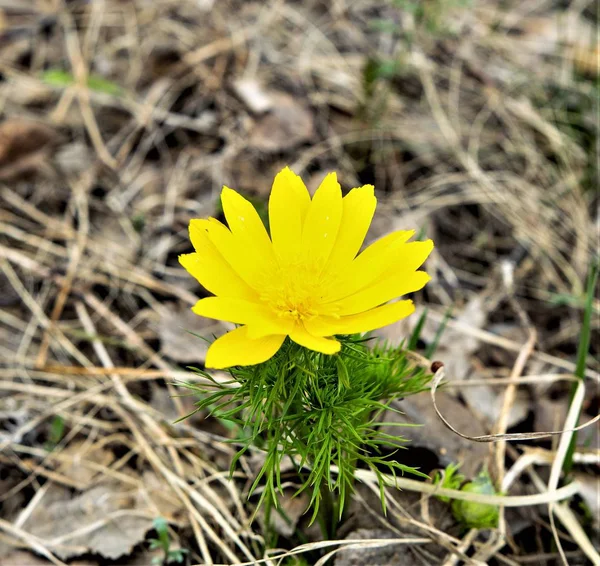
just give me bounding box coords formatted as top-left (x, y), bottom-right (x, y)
top-left (0, 1), bottom-right (598, 565)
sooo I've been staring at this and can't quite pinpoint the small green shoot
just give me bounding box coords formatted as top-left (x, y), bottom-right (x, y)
top-left (41, 69), bottom-right (123, 96)
top-left (44, 415), bottom-right (65, 452)
top-left (433, 462), bottom-right (464, 503)
top-left (408, 308), bottom-right (428, 351)
top-left (434, 465), bottom-right (500, 529)
top-left (132, 212), bottom-right (146, 233)
top-left (148, 517), bottom-right (187, 565)
top-left (407, 306), bottom-right (451, 358)
top-left (425, 307), bottom-right (452, 359)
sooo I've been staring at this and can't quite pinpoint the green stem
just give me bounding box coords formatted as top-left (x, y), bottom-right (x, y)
top-left (263, 492), bottom-right (275, 548)
top-left (317, 483), bottom-right (338, 539)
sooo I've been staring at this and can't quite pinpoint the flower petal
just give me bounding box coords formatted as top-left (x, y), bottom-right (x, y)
top-left (192, 218), bottom-right (271, 290)
top-left (324, 229), bottom-right (415, 301)
top-left (352, 230), bottom-right (416, 271)
top-left (305, 300), bottom-right (415, 336)
top-left (192, 296), bottom-right (269, 324)
top-left (382, 239), bottom-right (434, 274)
top-left (193, 297), bottom-right (293, 336)
top-left (301, 172), bottom-right (343, 267)
top-left (220, 186), bottom-right (277, 269)
top-left (269, 167), bottom-right (311, 260)
top-left (289, 325), bottom-right (341, 354)
top-left (335, 271), bottom-right (431, 316)
top-left (325, 185), bottom-right (376, 274)
top-left (205, 326), bottom-right (285, 369)
top-left (246, 319), bottom-right (295, 339)
top-left (179, 251), bottom-right (256, 300)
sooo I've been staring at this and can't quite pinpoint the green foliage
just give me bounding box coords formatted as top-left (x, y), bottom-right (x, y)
top-left (425, 307), bottom-right (452, 359)
top-left (406, 306), bottom-right (451, 358)
top-left (408, 308), bottom-right (428, 351)
top-left (181, 336), bottom-right (431, 525)
top-left (435, 465), bottom-right (500, 529)
top-left (148, 517), bottom-right (188, 565)
top-left (41, 69), bottom-right (123, 96)
top-left (433, 462), bottom-right (464, 503)
top-left (44, 415), bottom-right (65, 452)
top-left (452, 471), bottom-right (500, 529)
top-left (563, 260), bottom-right (599, 474)
top-left (131, 212), bottom-right (146, 234)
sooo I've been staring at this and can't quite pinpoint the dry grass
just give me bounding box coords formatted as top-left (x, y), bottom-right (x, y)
top-left (0, 0), bottom-right (598, 564)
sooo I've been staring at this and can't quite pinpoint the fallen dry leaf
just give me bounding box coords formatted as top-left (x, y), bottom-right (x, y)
top-left (462, 383), bottom-right (529, 430)
top-left (156, 302), bottom-right (230, 363)
top-left (249, 92), bottom-right (315, 153)
top-left (56, 440), bottom-right (116, 485)
top-left (0, 119), bottom-right (61, 181)
top-left (21, 483), bottom-right (155, 560)
top-left (382, 390), bottom-right (488, 477)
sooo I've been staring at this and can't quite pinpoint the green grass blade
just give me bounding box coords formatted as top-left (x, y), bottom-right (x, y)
top-left (563, 260), bottom-right (599, 475)
top-left (408, 308), bottom-right (428, 351)
top-left (425, 306), bottom-right (452, 358)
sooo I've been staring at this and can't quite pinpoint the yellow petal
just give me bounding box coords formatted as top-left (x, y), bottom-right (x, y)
top-left (289, 325), bottom-right (341, 354)
top-left (220, 186), bottom-right (277, 269)
top-left (269, 167), bottom-right (311, 260)
top-left (382, 239), bottom-right (434, 275)
top-left (192, 296), bottom-right (268, 324)
top-left (336, 239), bottom-right (433, 306)
top-left (301, 172), bottom-right (343, 267)
top-left (246, 318), bottom-right (295, 339)
top-left (193, 297), bottom-right (293, 336)
top-left (352, 230), bottom-right (415, 271)
top-left (335, 271), bottom-right (431, 316)
top-left (325, 185), bottom-right (376, 274)
top-left (192, 218), bottom-right (271, 290)
top-left (205, 326), bottom-right (285, 369)
top-left (179, 251), bottom-right (256, 300)
top-left (325, 229), bottom-right (415, 301)
top-left (306, 300), bottom-right (415, 336)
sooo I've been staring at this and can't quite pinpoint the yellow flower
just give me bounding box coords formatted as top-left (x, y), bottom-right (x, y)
top-left (180, 167), bottom-right (433, 369)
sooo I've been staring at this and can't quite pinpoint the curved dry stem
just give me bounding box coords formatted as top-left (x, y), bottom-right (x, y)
top-left (430, 367), bottom-right (600, 443)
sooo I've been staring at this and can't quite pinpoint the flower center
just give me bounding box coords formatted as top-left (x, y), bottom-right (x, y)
top-left (259, 259), bottom-right (332, 321)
